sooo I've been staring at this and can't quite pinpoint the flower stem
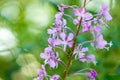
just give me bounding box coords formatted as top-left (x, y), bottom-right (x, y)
top-left (63, 0), bottom-right (86, 80)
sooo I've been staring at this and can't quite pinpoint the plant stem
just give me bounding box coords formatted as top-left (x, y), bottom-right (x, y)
top-left (63, 0), bottom-right (86, 80)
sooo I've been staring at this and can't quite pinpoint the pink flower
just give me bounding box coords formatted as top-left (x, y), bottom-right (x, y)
top-left (101, 3), bottom-right (112, 21)
top-left (33, 65), bottom-right (47, 80)
top-left (96, 34), bottom-right (107, 49)
top-left (51, 74), bottom-right (60, 80)
top-left (60, 32), bottom-right (74, 51)
top-left (82, 21), bottom-right (92, 32)
top-left (73, 8), bottom-right (93, 20)
top-left (85, 69), bottom-right (97, 80)
top-left (40, 47), bottom-right (60, 68)
top-left (58, 4), bottom-right (70, 12)
top-left (48, 38), bottom-right (61, 48)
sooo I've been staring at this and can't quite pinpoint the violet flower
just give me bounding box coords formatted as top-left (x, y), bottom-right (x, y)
top-left (58, 4), bottom-right (70, 12)
top-left (60, 32), bottom-right (74, 51)
top-left (51, 74), bottom-right (60, 80)
top-left (94, 26), bottom-right (107, 49)
top-left (47, 52), bottom-right (60, 68)
top-left (80, 54), bottom-right (97, 65)
top-left (101, 3), bottom-right (112, 21)
top-left (82, 21), bottom-right (92, 32)
top-left (73, 8), bottom-right (93, 21)
top-left (85, 69), bottom-right (97, 80)
top-left (33, 65), bottom-right (47, 80)
top-left (48, 38), bottom-right (61, 48)
top-left (40, 47), bottom-right (60, 68)
top-left (96, 34), bottom-right (107, 49)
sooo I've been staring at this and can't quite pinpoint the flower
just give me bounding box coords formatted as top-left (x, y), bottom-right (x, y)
top-left (80, 54), bottom-right (97, 65)
top-left (48, 38), bottom-right (61, 48)
top-left (51, 74), bottom-right (60, 80)
top-left (73, 8), bottom-right (93, 20)
top-left (33, 65), bottom-right (47, 80)
top-left (96, 34), bottom-right (107, 49)
top-left (40, 47), bottom-right (60, 68)
top-left (101, 3), bottom-right (112, 21)
top-left (58, 4), bottom-right (70, 12)
top-left (73, 19), bottom-right (79, 25)
top-left (60, 32), bottom-right (74, 51)
top-left (86, 69), bottom-right (97, 80)
top-left (55, 12), bottom-right (63, 21)
top-left (47, 52), bottom-right (60, 68)
top-left (40, 46), bottom-right (53, 61)
top-left (82, 21), bottom-right (92, 32)
top-left (94, 26), bottom-right (107, 49)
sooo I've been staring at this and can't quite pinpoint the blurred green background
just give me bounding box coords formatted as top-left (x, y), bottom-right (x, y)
top-left (0, 0), bottom-right (120, 80)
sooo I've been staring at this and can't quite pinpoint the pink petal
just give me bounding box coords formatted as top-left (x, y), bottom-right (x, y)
top-left (47, 29), bottom-right (53, 34)
top-left (48, 38), bottom-right (53, 44)
top-left (40, 53), bottom-right (48, 59)
top-left (55, 12), bottom-right (63, 20)
top-left (67, 33), bottom-right (74, 41)
top-left (67, 41), bottom-right (73, 47)
top-left (60, 32), bottom-right (66, 41)
top-left (96, 35), bottom-right (107, 49)
top-left (103, 12), bottom-right (112, 21)
top-left (73, 19), bottom-right (79, 25)
top-left (73, 8), bottom-right (80, 16)
top-left (94, 26), bottom-right (101, 34)
top-left (81, 47), bottom-right (88, 52)
top-left (84, 13), bottom-right (93, 20)
top-left (54, 39), bottom-right (61, 45)
top-left (80, 8), bottom-right (86, 14)
top-left (48, 59), bottom-right (56, 68)
top-left (102, 3), bottom-right (109, 11)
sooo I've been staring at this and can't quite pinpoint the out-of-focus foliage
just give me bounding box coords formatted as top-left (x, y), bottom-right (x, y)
top-left (0, 0), bottom-right (119, 80)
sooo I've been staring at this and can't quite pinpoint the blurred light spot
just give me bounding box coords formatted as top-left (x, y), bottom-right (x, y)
top-left (21, 61), bottom-right (41, 77)
top-left (0, 28), bottom-right (17, 52)
top-left (1, 1), bottom-right (20, 20)
top-left (12, 71), bottom-right (27, 80)
top-left (28, 25), bottom-right (43, 34)
top-left (16, 54), bottom-right (38, 66)
top-left (0, 51), bottom-right (14, 61)
top-left (112, 0), bottom-right (115, 9)
top-left (25, 3), bottom-right (55, 27)
top-left (0, 78), bottom-right (3, 80)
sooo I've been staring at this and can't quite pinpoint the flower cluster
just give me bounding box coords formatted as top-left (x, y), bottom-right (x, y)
top-left (34, 2), bottom-right (112, 80)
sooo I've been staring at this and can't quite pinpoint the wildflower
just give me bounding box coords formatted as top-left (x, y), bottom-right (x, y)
top-left (51, 74), bottom-right (60, 80)
top-left (96, 34), bottom-right (107, 49)
top-left (33, 65), bottom-right (47, 80)
top-left (58, 4), bottom-right (70, 12)
top-left (73, 8), bottom-right (93, 20)
top-left (48, 38), bottom-right (61, 48)
top-left (101, 3), bottom-right (112, 21)
top-left (40, 47), bottom-right (60, 68)
top-left (82, 21), bottom-right (92, 32)
top-left (60, 32), bottom-right (74, 51)
top-left (86, 69), bottom-right (97, 80)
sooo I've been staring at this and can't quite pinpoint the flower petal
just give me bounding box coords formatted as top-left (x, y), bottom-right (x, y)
top-left (60, 32), bottom-right (66, 41)
top-left (103, 12), bottom-right (112, 21)
top-left (67, 33), bottom-right (74, 41)
top-left (96, 34), bottom-right (107, 49)
top-left (84, 13), bottom-right (93, 20)
top-left (73, 19), bottom-right (79, 25)
top-left (40, 53), bottom-right (48, 59)
top-left (67, 41), bottom-right (73, 47)
top-left (54, 39), bottom-right (61, 45)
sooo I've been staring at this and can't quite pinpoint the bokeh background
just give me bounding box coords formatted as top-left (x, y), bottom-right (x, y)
top-left (0, 0), bottom-right (120, 80)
